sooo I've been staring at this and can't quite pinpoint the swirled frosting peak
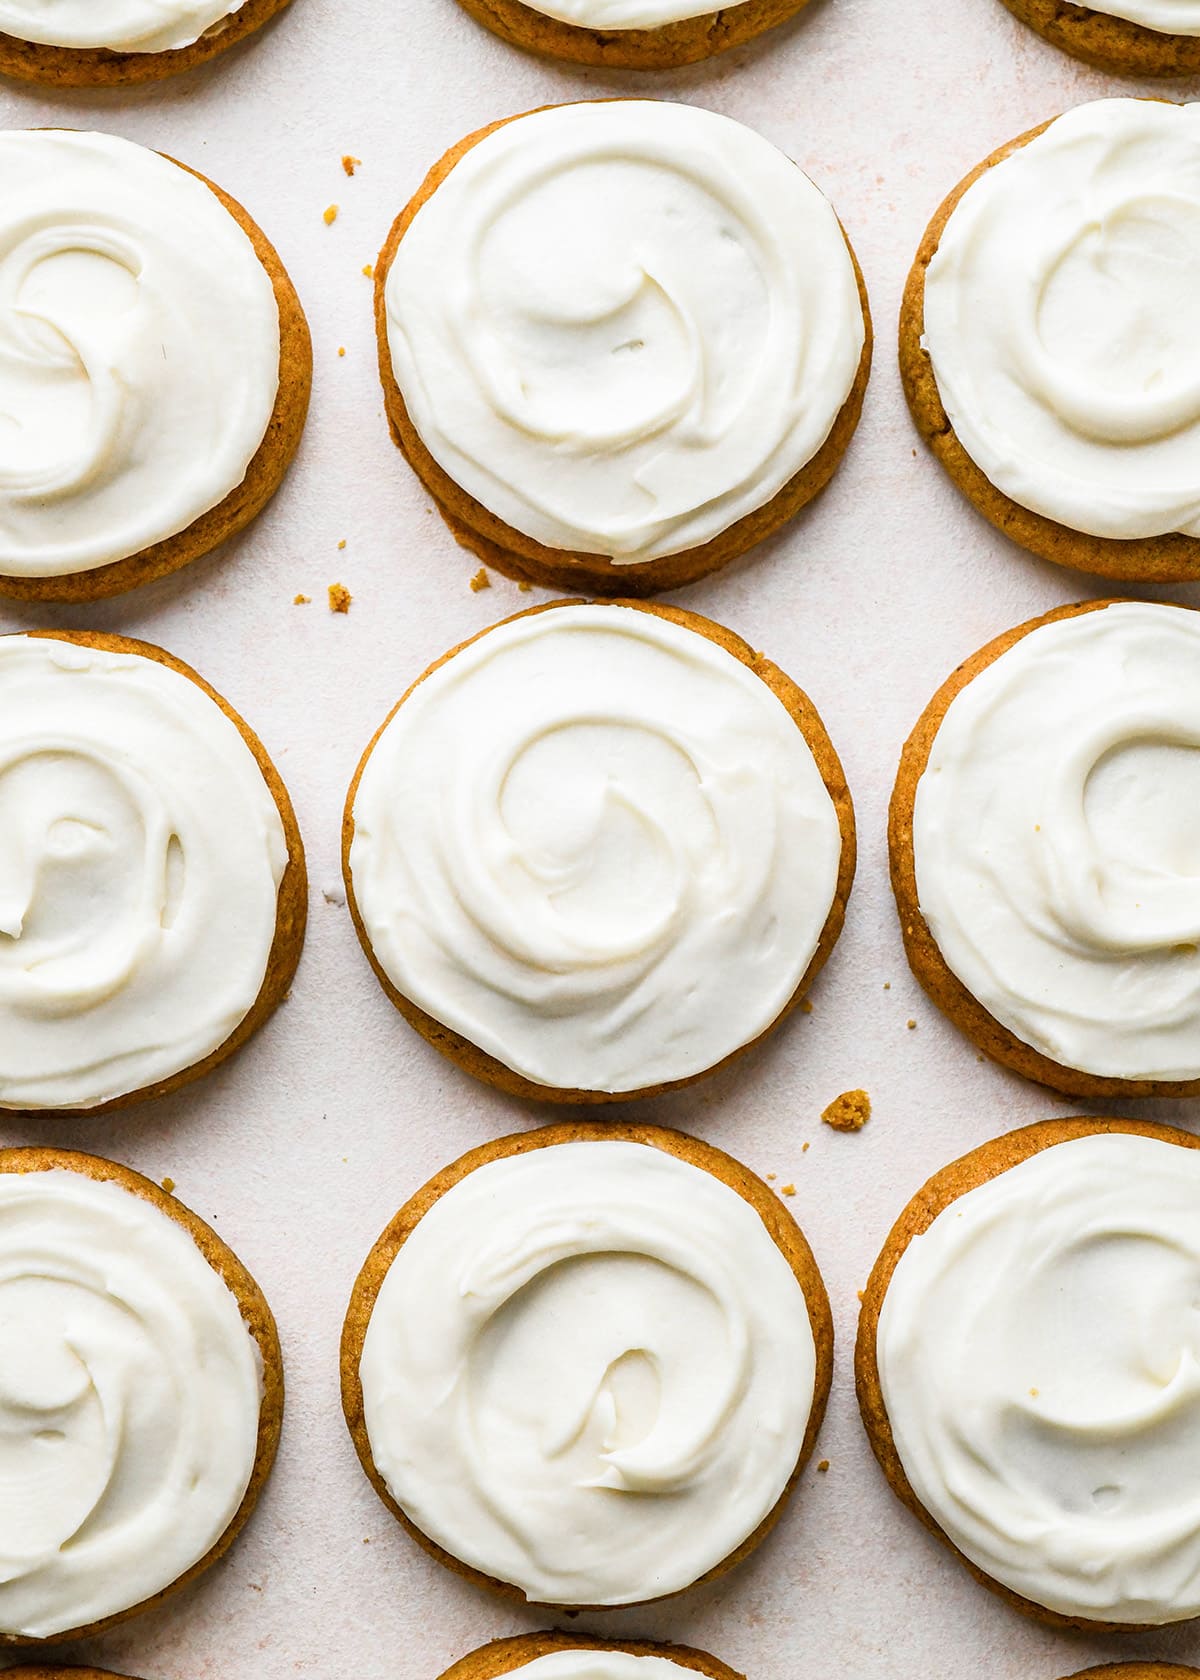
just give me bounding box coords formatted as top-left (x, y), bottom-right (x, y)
top-left (0, 0), bottom-right (247, 49)
top-left (0, 1167), bottom-right (263, 1639)
top-left (0, 634), bottom-right (289, 1109)
top-left (359, 1139), bottom-right (817, 1605)
top-left (384, 100), bottom-right (864, 563)
top-left (923, 99), bottom-right (1200, 540)
top-left (0, 130), bottom-right (279, 577)
top-left (912, 601), bottom-right (1200, 1081)
top-left (877, 1130), bottom-right (1200, 1624)
top-left (348, 604), bottom-right (844, 1093)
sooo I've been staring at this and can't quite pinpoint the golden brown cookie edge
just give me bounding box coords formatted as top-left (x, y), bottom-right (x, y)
top-left (0, 0), bottom-right (292, 86)
top-left (999, 0), bottom-right (1200, 75)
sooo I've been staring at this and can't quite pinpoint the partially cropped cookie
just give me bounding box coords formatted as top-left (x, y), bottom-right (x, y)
top-left (891, 599), bottom-right (1200, 1098)
top-left (376, 101), bottom-right (870, 595)
top-left (903, 99), bottom-right (1200, 582)
top-left (342, 1123), bottom-right (832, 1607)
top-left (0, 1148), bottom-right (281, 1643)
top-left (0, 0), bottom-right (292, 84)
top-left (451, 0), bottom-right (812, 69)
top-left (857, 1120), bottom-right (1200, 1628)
top-left (0, 631), bottom-right (306, 1112)
top-left (343, 600), bottom-right (854, 1101)
top-left (998, 0), bottom-right (1200, 74)
top-left (0, 130), bottom-right (310, 599)
top-left (437, 1634), bottom-right (745, 1680)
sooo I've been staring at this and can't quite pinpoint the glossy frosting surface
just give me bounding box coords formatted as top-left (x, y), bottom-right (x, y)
top-left (0, 0), bottom-right (247, 48)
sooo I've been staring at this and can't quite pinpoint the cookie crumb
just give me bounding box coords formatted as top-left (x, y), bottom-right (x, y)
top-left (857, 1289), bottom-right (865, 1302)
top-left (469, 567), bottom-right (491, 593)
top-left (799, 997), bottom-right (814, 1015)
top-left (362, 262), bottom-right (374, 279)
top-left (765, 1172), bottom-right (776, 1181)
top-left (517, 581), bottom-right (532, 592)
top-left (323, 203), bottom-right (339, 225)
top-left (161, 1176), bottom-right (176, 1194)
top-left (906, 1018), bottom-right (917, 1030)
top-left (801, 1141), bottom-right (810, 1153)
top-left (817, 1460), bottom-right (830, 1473)
top-left (822, 1089), bottom-right (871, 1132)
top-left (883, 981), bottom-right (891, 990)
top-left (780, 1182), bottom-right (796, 1197)
top-left (342, 154), bottom-right (360, 176)
top-left (1030, 1387), bottom-right (1039, 1397)
top-left (337, 538), bottom-right (347, 550)
top-left (338, 346), bottom-right (346, 358)
top-left (293, 593), bottom-right (310, 605)
top-left (328, 582), bottom-right (352, 613)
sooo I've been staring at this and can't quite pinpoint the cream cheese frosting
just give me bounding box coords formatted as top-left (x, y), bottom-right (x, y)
top-left (0, 634), bottom-right (289, 1109)
top-left (359, 1139), bottom-right (817, 1605)
top-left (876, 1130), bottom-right (1200, 1624)
top-left (487, 1655), bottom-right (707, 1680)
top-left (912, 602), bottom-right (1200, 1083)
top-left (1080, 0), bottom-right (1200, 33)
top-left (0, 0), bottom-right (246, 49)
top-left (0, 1167), bottom-right (263, 1639)
top-left (383, 100), bottom-right (864, 564)
top-left (347, 604), bottom-right (844, 1093)
top-left (923, 99), bottom-right (1200, 540)
top-left (0, 130), bottom-right (279, 577)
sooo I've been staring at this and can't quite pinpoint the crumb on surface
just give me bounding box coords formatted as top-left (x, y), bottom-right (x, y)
top-left (469, 567), bottom-right (491, 592)
top-left (517, 580), bottom-right (532, 592)
top-left (799, 997), bottom-right (814, 1014)
top-left (801, 1140), bottom-right (810, 1153)
top-left (338, 346), bottom-right (346, 358)
top-left (161, 1176), bottom-right (175, 1194)
top-left (293, 593), bottom-right (310, 605)
top-left (883, 981), bottom-right (891, 990)
top-left (765, 1172), bottom-right (776, 1181)
top-left (780, 1182), bottom-right (796, 1197)
top-left (817, 1460), bottom-right (830, 1473)
top-left (328, 582), bottom-right (352, 613)
top-left (323, 203), bottom-right (339, 225)
top-left (362, 262), bottom-right (374, 278)
top-left (822, 1088), bottom-right (871, 1132)
top-left (342, 154), bottom-right (360, 176)
top-left (1030, 1387), bottom-right (1039, 1397)
top-left (906, 1018), bottom-right (917, 1030)
top-left (337, 538), bottom-right (347, 550)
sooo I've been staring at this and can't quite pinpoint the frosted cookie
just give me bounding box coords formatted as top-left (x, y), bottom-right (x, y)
top-left (376, 101), bottom-right (870, 595)
top-left (451, 0), bottom-right (811, 69)
top-left (0, 130), bottom-right (310, 600)
top-left (856, 1119), bottom-right (1200, 1629)
top-left (0, 1147), bottom-right (281, 1643)
top-left (998, 0), bottom-right (1200, 74)
top-left (902, 99), bottom-right (1200, 582)
top-left (890, 599), bottom-right (1200, 1097)
top-left (341, 1122), bottom-right (832, 1608)
top-left (0, 630), bottom-right (306, 1113)
top-left (436, 1634), bottom-right (745, 1680)
top-left (343, 600), bottom-right (854, 1102)
top-left (0, 0), bottom-right (291, 85)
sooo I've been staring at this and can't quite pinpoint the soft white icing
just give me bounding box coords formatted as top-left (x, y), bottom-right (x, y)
top-left (348, 604), bottom-right (843, 1094)
top-left (1077, 0), bottom-right (1200, 34)
top-left (359, 1139), bottom-right (817, 1605)
top-left (0, 634), bottom-right (289, 1110)
top-left (0, 1167), bottom-right (263, 1639)
top-left (511, 0), bottom-right (763, 36)
top-left (912, 601), bottom-right (1200, 1082)
top-left (923, 99), bottom-right (1200, 541)
top-left (876, 1130), bottom-right (1200, 1624)
top-left (486, 1654), bottom-right (703, 1680)
top-left (0, 0), bottom-right (246, 50)
top-left (0, 130), bottom-right (279, 577)
top-left (384, 100), bottom-right (864, 564)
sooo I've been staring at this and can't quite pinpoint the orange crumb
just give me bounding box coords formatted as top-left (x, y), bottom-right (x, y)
top-left (883, 981), bottom-right (891, 990)
top-left (469, 567), bottom-right (491, 592)
top-left (801, 1141), bottom-right (810, 1153)
top-left (161, 1176), bottom-right (176, 1194)
top-left (342, 155), bottom-right (360, 176)
top-left (338, 346), bottom-right (346, 358)
top-left (337, 539), bottom-right (347, 550)
top-left (517, 581), bottom-right (532, 592)
top-left (780, 1183), bottom-right (796, 1197)
top-left (817, 1460), bottom-right (830, 1473)
top-left (822, 1089), bottom-right (871, 1132)
top-left (799, 998), bottom-right (814, 1015)
top-left (1030, 1387), bottom-right (1039, 1397)
top-left (362, 263), bottom-right (374, 278)
top-left (328, 583), bottom-right (352, 613)
top-left (323, 204), bottom-right (339, 225)
top-left (765, 1172), bottom-right (776, 1181)
top-left (907, 1018), bottom-right (917, 1030)
top-left (293, 593), bottom-right (310, 605)
top-left (857, 1289), bottom-right (865, 1302)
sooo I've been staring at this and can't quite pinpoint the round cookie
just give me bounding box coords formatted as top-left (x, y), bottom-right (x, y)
top-left (450, 0), bottom-right (811, 70)
top-left (0, 0), bottom-right (292, 85)
top-left (0, 629), bottom-right (306, 1114)
top-left (342, 598), bottom-right (855, 1103)
top-left (375, 100), bottom-right (871, 596)
top-left (902, 99), bottom-right (1200, 583)
top-left (341, 1121), bottom-right (833, 1609)
top-left (437, 1635), bottom-right (745, 1680)
top-left (997, 0), bottom-right (1200, 75)
top-left (0, 1146), bottom-right (282, 1644)
top-left (890, 598), bottom-right (1200, 1098)
top-left (0, 130), bottom-right (310, 603)
top-left (856, 1118), bottom-right (1200, 1630)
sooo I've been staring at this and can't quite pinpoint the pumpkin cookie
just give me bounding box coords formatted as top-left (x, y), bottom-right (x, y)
top-left (902, 98), bottom-right (1200, 582)
top-left (0, 130), bottom-right (310, 602)
top-left (343, 599), bottom-right (854, 1101)
top-left (376, 99), bottom-right (870, 595)
top-left (891, 599), bottom-right (1200, 1097)
top-left (857, 1119), bottom-right (1200, 1629)
top-left (0, 1147), bottom-right (282, 1644)
top-left (998, 0), bottom-right (1200, 75)
top-left (451, 0), bottom-right (811, 69)
top-left (436, 1634), bottom-right (745, 1680)
top-left (0, 0), bottom-right (291, 85)
top-left (0, 630), bottom-right (306, 1113)
top-left (342, 1121), bottom-right (833, 1608)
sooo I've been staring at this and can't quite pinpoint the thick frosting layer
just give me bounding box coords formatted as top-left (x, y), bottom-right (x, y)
top-left (384, 101), bottom-right (864, 564)
top-left (348, 604), bottom-right (843, 1093)
top-left (359, 1140), bottom-right (817, 1605)
top-left (1083, 0), bottom-right (1200, 33)
top-left (877, 1131), bottom-right (1200, 1624)
top-left (0, 0), bottom-right (246, 50)
top-left (913, 602), bottom-right (1200, 1082)
top-left (0, 635), bottom-right (288, 1109)
top-left (0, 130), bottom-right (279, 577)
top-left (490, 1655), bottom-right (704, 1680)
top-left (923, 99), bottom-right (1200, 540)
top-left (0, 1168), bottom-right (262, 1639)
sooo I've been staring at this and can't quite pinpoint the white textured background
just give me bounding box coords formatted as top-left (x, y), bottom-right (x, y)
top-left (2, 3), bottom-right (1199, 1676)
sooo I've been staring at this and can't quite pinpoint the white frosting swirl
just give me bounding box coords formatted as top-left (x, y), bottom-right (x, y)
top-left (359, 1139), bottom-right (817, 1605)
top-left (0, 130), bottom-right (279, 578)
top-left (384, 101), bottom-right (864, 564)
top-left (0, 1167), bottom-right (263, 1640)
top-left (876, 1130), bottom-right (1200, 1624)
top-left (348, 604), bottom-right (844, 1094)
top-left (0, 634), bottom-right (289, 1110)
top-left (0, 0), bottom-right (246, 50)
top-left (1079, 0), bottom-right (1200, 34)
top-left (923, 99), bottom-right (1200, 541)
top-left (482, 1654), bottom-right (706, 1680)
top-left (912, 602), bottom-right (1200, 1082)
